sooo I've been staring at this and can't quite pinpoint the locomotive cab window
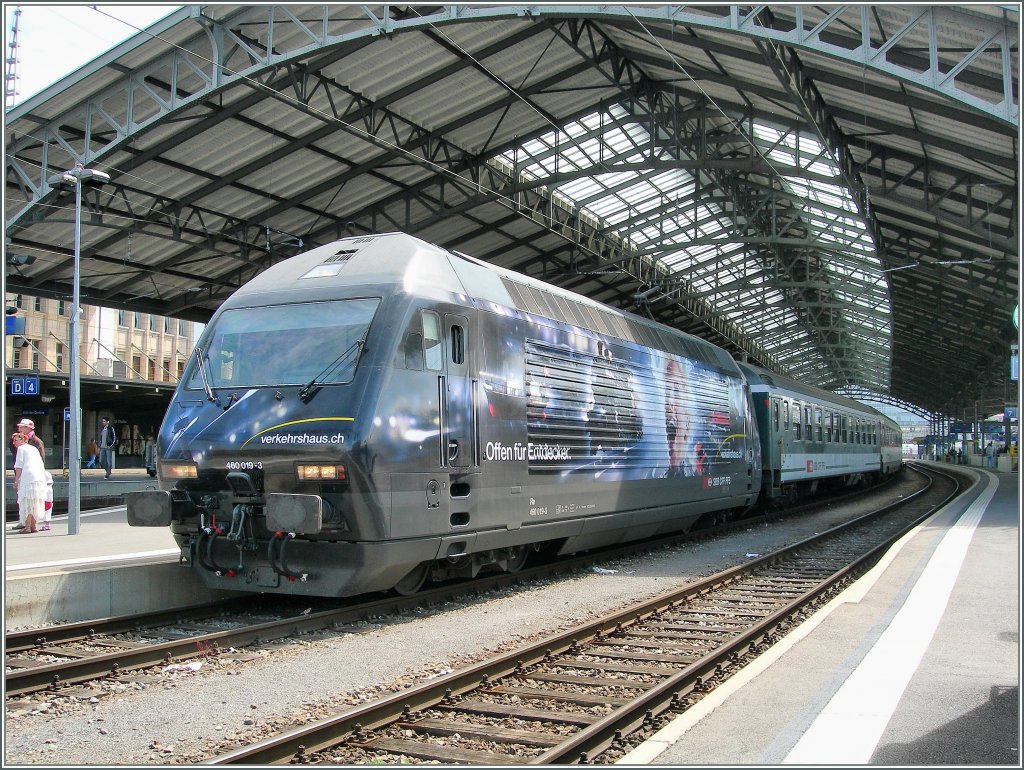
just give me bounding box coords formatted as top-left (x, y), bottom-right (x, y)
top-left (186, 298), bottom-right (379, 389)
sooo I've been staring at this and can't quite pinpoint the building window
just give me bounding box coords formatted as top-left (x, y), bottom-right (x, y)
top-left (33, 297), bottom-right (42, 312)
top-left (57, 300), bottom-right (67, 316)
top-left (148, 359), bottom-right (156, 380)
top-left (118, 310), bottom-right (127, 327)
top-left (163, 359), bottom-right (171, 382)
top-left (31, 345), bottom-right (40, 370)
top-left (177, 360), bottom-right (185, 379)
top-left (178, 319), bottom-right (187, 336)
top-left (14, 295), bottom-right (23, 309)
top-left (56, 343), bottom-right (65, 371)
top-left (132, 354), bottom-right (142, 378)
top-left (149, 314), bottom-right (157, 331)
top-left (164, 317), bottom-right (172, 334)
top-left (12, 347), bottom-right (22, 368)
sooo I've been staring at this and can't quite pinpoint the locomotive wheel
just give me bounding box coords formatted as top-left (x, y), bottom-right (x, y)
top-left (392, 562), bottom-right (430, 596)
top-left (504, 545), bottom-right (529, 573)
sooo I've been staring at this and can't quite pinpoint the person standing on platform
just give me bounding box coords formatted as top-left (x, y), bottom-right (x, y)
top-left (98, 417), bottom-right (118, 479)
top-left (11, 432), bottom-right (47, 533)
top-left (42, 471), bottom-right (54, 531)
top-left (9, 418), bottom-right (45, 462)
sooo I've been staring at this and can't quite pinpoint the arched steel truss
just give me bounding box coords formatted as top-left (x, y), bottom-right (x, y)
top-left (4, 5), bottom-right (1018, 419)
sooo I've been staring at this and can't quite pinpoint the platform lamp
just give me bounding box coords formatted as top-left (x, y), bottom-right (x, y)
top-left (47, 164), bottom-right (111, 535)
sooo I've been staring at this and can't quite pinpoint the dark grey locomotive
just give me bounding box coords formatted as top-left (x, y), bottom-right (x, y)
top-left (126, 233), bottom-right (765, 596)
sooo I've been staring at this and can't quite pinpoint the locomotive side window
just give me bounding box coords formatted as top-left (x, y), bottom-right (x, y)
top-left (422, 311), bottom-right (443, 371)
top-left (401, 331), bottom-right (424, 370)
top-left (450, 323), bottom-right (465, 365)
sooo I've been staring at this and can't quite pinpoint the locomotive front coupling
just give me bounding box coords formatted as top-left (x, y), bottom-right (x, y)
top-left (126, 488), bottom-right (327, 534)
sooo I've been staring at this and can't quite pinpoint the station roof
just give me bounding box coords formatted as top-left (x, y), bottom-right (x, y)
top-left (5, 4), bottom-right (1019, 418)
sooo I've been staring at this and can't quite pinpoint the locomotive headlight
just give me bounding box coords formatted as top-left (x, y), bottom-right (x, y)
top-left (296, 463), bottom-right (347, 481)
top-left (159, 461), bottom-right (199, 480)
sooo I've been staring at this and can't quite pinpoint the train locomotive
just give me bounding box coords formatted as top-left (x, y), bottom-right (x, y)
top-left (125, 232), bottom-right (901, 597)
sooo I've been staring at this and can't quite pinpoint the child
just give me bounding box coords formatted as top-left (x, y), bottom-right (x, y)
top-left (42, 471), bottom-right (54, 531)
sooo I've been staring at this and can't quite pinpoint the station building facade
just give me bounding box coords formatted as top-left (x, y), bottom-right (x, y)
top-left (4, 294), bottom-right (199, 470)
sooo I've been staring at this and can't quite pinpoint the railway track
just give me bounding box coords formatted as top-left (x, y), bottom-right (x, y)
top-left (2, 467), bottom-right (937, 703)
top-left (196, 463), bottom-right (962, 764)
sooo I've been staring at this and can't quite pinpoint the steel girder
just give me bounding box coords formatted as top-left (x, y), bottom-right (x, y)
top-left (4, 5), bottom-right (1017, 416)
top-left (7, 4), bottom-right (1015, 224)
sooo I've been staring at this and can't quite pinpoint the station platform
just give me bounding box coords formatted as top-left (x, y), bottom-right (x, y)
top-left (620, 464), bottom-right (1019, 766)
top-left (4, 466), bottom-right (161, 518)
top-left (4, 492), bottom-right (236, 627)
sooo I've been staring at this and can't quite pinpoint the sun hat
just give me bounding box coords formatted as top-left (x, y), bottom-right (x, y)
top-left (17, 418), bottom-right (34, 429)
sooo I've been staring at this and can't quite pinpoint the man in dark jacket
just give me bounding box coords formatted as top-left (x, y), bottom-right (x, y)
top-left (98, 417), bottom-right (118, 479)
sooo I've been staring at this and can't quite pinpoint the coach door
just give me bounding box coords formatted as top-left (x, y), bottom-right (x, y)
top-left (441, 313), bottom-right (474, 470)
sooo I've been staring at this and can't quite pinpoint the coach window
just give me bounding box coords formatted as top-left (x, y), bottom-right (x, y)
top-left (783, 400), bottom-right (790, 431)
top-left (793, 403), bottom-right (802, 440)
top-left (815, 408), bottom-right (823, 441)
top-left (772, 400), bottom-right (780, 432)
top-left (422, 311), bottom-right (443, 371)
top-left (804, 406), bottom-right (812, 441)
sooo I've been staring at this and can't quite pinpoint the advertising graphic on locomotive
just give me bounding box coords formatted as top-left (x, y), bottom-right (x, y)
top-left (125, 232), bottom-right (899, 598)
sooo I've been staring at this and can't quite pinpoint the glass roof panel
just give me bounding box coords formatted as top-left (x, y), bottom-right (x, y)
top-left (496, 106), bottom-right (892, 391)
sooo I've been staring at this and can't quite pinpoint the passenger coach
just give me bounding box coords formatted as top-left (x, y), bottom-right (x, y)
top-left (738, 363), bottom-right (902, 503)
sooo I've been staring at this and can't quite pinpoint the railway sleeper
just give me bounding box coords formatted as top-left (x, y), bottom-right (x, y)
top-left (353, 736), bottom-right (527, 765)
top-left (437, 699), bottom-right (599, 726)
top-left (396, 717), bottom-right (565, 747)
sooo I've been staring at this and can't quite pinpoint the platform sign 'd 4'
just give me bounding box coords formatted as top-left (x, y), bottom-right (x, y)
top-left (9, 376), bottom-right (39, 396)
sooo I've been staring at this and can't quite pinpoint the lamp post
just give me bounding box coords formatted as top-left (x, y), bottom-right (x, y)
top-left (48, 164), bottom-right (110, 535)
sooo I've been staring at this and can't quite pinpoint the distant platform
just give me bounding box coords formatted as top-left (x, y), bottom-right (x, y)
top-left (4, 466), bottom-right (160, 518)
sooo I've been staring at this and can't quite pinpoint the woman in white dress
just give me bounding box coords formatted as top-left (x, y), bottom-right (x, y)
top-left (12, 432), bottom-right (47, 533)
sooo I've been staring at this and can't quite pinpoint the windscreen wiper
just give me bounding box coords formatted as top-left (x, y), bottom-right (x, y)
top-left (194, 345), bottom-right (220, 405)
top-left (298, 338), bottom-right (365, 403)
